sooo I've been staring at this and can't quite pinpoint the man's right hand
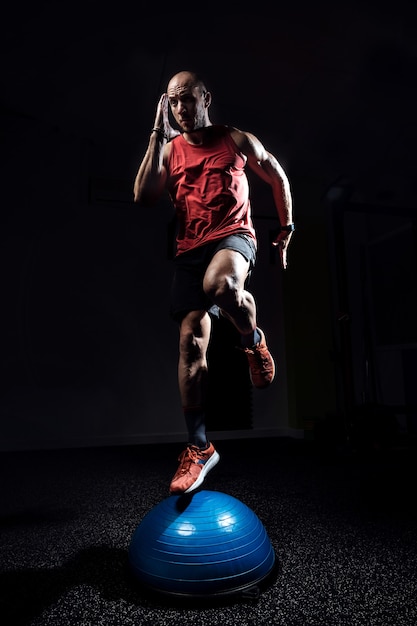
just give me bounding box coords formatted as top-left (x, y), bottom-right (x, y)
top-left (154, 94), bottom-right (180, 142)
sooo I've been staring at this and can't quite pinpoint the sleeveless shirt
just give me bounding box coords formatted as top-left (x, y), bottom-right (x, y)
top-left (166, 125), bottom-right (256, 256)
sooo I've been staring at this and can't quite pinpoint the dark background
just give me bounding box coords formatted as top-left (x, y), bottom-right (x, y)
top-left (1, 0), bottom-right (417, 450)
top-left (1, 5), bottom-right (417, 624)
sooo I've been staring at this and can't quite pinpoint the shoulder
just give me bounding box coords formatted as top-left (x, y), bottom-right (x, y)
top-left (227, 126), bottom-right (266, 160)
top-left (227, 126), bottom-right (246, 148)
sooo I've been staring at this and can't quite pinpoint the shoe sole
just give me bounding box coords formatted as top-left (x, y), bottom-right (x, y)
top-left (184, 450), bottom-right (220, 494)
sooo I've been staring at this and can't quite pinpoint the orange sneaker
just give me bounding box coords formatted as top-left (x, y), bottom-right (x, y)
top-left (169, 442), bottom-right (220, 495)
top-left (243, 328), bottom-right (275, 389)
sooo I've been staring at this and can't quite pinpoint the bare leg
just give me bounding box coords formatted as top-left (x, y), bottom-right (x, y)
top-left (203, 248), bottom-right (257, 337)
top-left (169, 310), bottom-right (220, 495)
top-left (169, 249), bottom-right (270, 495)
top-left (178, 310), bottom-right (212, 446)
top-left (203, 248), bottom-right (275, 388)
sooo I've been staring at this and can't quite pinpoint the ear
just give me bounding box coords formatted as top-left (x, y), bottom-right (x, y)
top-left (204, 91), bottom-right (212, 108)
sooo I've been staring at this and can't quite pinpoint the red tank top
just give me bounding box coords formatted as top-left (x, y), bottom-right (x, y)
top-left (167, 125), bottom-right (256, 256)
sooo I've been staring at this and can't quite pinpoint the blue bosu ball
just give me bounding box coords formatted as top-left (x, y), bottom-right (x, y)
top-left (128, 490), bottom-right (276, 598)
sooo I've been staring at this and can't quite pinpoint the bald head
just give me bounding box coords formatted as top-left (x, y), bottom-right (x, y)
top-left (167, 71), bottom-right (208, 98)
top-left (166, 70), bottom-right (212, 133)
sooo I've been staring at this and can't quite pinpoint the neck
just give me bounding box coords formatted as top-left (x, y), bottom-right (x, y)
top-left (183, 123), bottom-right (213, 145)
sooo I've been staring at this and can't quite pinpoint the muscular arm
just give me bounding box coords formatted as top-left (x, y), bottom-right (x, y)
top-left (133, 133), bottom-right (169, 205)
top-left (133, 93), bottom-right (178, 205)
top-left (230, 127), bottom-right (294, 268)
top-left (230, 127), bottom-right (293, 226)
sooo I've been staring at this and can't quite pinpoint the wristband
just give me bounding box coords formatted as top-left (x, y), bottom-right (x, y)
top-left (280, 223), bottom-right (295, 232)
top-left (151, 127), bottom-right (168, 141)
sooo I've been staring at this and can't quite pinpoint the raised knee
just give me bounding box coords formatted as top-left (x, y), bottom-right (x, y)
top-left (204, 275), bottom-right (236, 304)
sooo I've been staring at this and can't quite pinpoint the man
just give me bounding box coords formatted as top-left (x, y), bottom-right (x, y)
top-left (133, 70), bottom-right (294, 495)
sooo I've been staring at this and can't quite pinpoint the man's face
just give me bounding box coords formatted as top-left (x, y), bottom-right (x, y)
top-left (167, 78), bottom-right (207, 132)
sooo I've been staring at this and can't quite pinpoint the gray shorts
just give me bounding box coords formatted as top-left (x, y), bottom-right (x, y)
top-left (170, 234), bottom-right (257, 322)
